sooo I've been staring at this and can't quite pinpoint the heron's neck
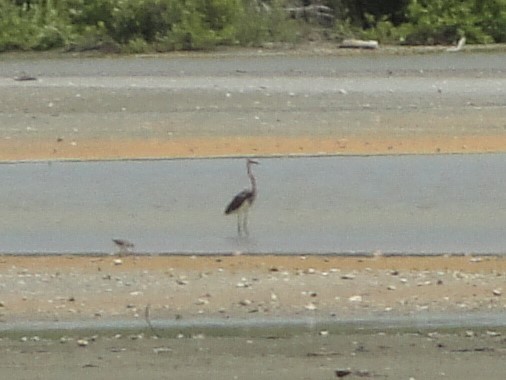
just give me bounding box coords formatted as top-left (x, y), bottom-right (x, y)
top-left (247, 164), bottom-right (256, 195)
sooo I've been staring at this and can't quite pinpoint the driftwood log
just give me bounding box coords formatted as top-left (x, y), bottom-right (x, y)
top-left (339, 39), bottom-right (379, 49)
top-left (446, 37), bottom-right (466, 52)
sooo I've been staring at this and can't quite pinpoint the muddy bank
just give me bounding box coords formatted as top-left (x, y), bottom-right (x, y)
top-left (2, 326), bottom-right (506, 380)
top-left (0, 52), bottom-right (505, 161)
top-left (1, 255), bottom-right (506, 379)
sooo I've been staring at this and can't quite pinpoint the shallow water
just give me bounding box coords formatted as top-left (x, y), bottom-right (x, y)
top-left (1, 312), bottom-right (506, 335)
top-left (0, 154), bottom-right (504, 255)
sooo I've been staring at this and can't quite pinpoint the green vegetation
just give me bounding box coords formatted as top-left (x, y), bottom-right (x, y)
top-left (0, 0), bottom-right (505, 53)
top-left (358, 0), bottom-right (506, 45)
top-left (0, 0), bottom-right (301, 52)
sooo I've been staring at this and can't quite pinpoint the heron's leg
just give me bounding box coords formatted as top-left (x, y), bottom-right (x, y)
top-left (243, 212), bottom-right (249, 236)
top-left (237, 213), bottom-right (242, 236)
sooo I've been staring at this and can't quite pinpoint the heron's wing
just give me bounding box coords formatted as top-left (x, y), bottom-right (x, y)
top-left (225, 190), bottom-right (254, 214)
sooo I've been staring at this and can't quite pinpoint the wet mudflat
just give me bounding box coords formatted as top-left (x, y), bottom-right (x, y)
top-left (0, 154), bottom-right (504, 254)
top-left (0, 51), bottom-right (505, 160)
top-left (1, 327), bottom-right (506, 380)
top-left (2, 50), bottom-right (506, 77)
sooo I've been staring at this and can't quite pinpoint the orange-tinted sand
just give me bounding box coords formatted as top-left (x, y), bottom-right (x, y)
top-left (1, 255), bottom-right (505, 322)
top-left (2, 255), bottom-right (506, 273)
top-left (0, 134), bottom-right (505, 161)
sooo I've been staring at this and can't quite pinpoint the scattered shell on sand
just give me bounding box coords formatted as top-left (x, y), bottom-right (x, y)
top-left (304, 303), bottom-right (317, 311)
top-left (348, 295), bottom-right (362, 303)
top-left (153, 347), bottom-right (172, 354)
top-left (77, 339), bottom-right (89, 347)
top-left (239, 299), bottom-right (252, 306)
top-left (492, 289), bottom-right (502, 296)
top-left (453, 271), bottom-right (467, 279)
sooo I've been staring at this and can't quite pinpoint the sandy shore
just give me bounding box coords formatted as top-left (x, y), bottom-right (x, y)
top-left (1, 134), bottom-right (505, 162)
top-left (1, 255), bottom-right (506, 379)
top-left (1, 255), bottom-right (505, 323)
top-left (1, 49), bottom-right (506, 162)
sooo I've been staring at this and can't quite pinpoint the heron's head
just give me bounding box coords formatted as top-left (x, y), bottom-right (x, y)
top-left (247, 158), bottom-right (259, 165)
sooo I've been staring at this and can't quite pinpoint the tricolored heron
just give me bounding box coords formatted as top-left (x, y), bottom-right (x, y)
top-left (225, 158), bottom-right (259, 236)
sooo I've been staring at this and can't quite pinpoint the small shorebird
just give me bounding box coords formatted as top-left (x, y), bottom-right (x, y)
top-left (112, 238), bottom-right (135, 255)
top-left (225, 158), bottom-right (259, 236)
